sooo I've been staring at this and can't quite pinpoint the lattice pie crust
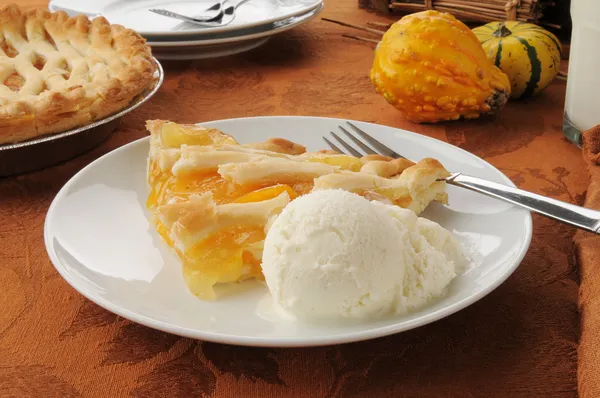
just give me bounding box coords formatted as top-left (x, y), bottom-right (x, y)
top-left (0, 5), bottom-right (156, 144)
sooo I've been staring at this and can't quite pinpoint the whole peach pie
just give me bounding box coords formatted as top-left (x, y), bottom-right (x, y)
top-left (0, 5), bottom-right (156, 144)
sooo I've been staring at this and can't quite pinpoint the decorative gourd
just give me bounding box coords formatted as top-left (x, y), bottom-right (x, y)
top-left (472, 22), bottom-right (561, 99)
top-left (370, 11), bottom-right (511, 123)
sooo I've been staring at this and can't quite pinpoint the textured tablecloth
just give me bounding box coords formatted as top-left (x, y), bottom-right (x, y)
top-left (575, 127), bottom-right (600, 398)
top-left (0, 0), bottom-right (590, 396)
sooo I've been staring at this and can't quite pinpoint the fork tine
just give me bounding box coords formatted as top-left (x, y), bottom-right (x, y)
top-left (330, 131), bottom-right (363, 157)
top-left (149, 9), bottom-right (175, 16)
top-left (149, 8), bottom-right (219, 23)
top-left (346, 121), bottom-right (404, 159)
top-left (338, 125), bottom-right (376, 155)
top-left (323, 137), bottom-right (343, 153)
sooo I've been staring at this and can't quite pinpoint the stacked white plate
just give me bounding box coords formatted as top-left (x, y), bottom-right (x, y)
top-left (49, 0), bottom-right (324, 60)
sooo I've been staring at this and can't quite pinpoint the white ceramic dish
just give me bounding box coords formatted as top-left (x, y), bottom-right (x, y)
top-left (100, 0), bottom-right (322, 38)
top-left (48, 0), bottom-right (109, 17)
top-left (147, 2), bottom-right (322, 47)
top-left (44, 116), bottom-right (532, 347)
top-left (152, 37), bottom-right (269, 60)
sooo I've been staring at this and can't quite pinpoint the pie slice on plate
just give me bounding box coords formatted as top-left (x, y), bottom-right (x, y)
top-left (146, 120), bottom-right (451, 299)
top-left (0, 5), bottom-right (156, 144)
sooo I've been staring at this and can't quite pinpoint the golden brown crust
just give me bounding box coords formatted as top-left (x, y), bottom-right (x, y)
top-left (0, 4), bottom-right (156, 145)
top-left (146, 119), bottom-right (167, 134)
top-left (360, 157), bottom-right (416, 177)
top-left (218, 160), bottom-right (339, 185)
top-left (316, 149), bottom-right (338, 155)
top-left (146, 121), bottom-right (450, 200)
top-left (245, 138), bottom-right (307, 155)
top-left (147, 121), bottom-right (451, 217)
top-left (360, 154), bottom-right (395, 162)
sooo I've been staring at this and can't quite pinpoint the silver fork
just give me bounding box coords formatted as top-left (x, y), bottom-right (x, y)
top-left (149, 1), bottom-right (224, 24)
top-left (326, 122), bottom-right (600, 234)
top-left (149, 0), bottom-right (251, 27)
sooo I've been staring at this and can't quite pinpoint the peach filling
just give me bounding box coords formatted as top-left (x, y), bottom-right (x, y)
top-left (182, 225), bottom-right (265, 300)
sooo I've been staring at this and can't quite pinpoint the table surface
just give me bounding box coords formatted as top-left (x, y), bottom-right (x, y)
top-left (0, 0), bottom-right (587, 396)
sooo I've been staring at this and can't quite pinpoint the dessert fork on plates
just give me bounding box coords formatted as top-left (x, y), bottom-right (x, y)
top-left (149, 1), bottom-right (223, 24)
top-left (149, 0), bottom-right (251, 27)
top-left (325, 122), bottom-right (600, 234)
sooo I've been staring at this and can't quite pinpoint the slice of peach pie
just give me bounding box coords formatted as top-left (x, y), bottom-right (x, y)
top-left (146, 120), bottom-right (450, 299)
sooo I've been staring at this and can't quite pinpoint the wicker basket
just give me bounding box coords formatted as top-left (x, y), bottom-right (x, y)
top-left (359, 0), bottom-right (564, 27)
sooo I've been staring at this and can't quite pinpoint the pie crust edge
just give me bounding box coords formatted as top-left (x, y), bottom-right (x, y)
top-left (0, 5), bottom-right (157, 144)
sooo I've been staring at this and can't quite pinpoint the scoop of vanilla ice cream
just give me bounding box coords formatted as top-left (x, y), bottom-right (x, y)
top-left (417, 217), bottom-right (468, 274)
top-left (262, 190), bottom-right (468, 322)
top-left (261, 189), bottom-right (406, 321)
top-left (371, 202), bottom-right (467, 313)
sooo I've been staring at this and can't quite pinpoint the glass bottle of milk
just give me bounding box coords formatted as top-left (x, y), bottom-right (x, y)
top-left (563, 0), bottom-right (600, 146)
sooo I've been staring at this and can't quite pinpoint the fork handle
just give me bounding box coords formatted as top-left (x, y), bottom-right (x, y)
top-left (150, 9), bottom-right (217, 23)
top-left (446, 173), bottom-right (600, 233)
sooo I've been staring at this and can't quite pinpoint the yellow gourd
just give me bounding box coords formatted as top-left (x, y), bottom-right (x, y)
top-left (370, 11), bottom-right (511, 123)
top-left (472, 22), bottom-right (561, 99)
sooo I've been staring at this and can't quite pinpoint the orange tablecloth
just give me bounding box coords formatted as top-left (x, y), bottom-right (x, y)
top-left (0, 0), bottom-right (588, 396)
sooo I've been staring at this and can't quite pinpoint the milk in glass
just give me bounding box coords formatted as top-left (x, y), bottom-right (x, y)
top-left (563, 0), bottom-right (600, 145)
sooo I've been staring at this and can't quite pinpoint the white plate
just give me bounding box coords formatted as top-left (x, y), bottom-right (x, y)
top-left (147, 2), bottom-right (322, 47)
top-left (101, 0), bottom-right (322, 38)
top-left (149, 4), bottom-right (322, 60)
top-left (152, 37), bottom-right (269, 60)
top-left (44, 116), bottom-right (532, 347)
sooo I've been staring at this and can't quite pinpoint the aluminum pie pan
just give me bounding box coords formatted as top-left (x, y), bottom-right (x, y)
top-left (0, 57), bottom-right (164, 177)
